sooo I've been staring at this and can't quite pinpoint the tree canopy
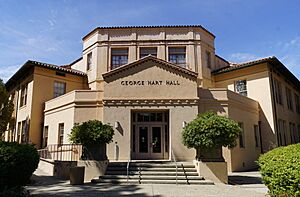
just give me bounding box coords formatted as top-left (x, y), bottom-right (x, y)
top-left (69, 120), bottom-right (114, 146)
top-left (182, 111), bottom-right (241, 149)
top-left (0, 79), bottom-right (14, 136)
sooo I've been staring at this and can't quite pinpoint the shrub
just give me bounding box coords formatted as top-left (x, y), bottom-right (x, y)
top-left (258, 143), bottom-right (300, 197)
top-left (0, 141), bottom-right (39, 189)
top-left (0, 186), bottom-right (29, 197)
top-left (69, 120), bottom-right (114, 146)
top-left (182, 111), bottom-right (241, 149)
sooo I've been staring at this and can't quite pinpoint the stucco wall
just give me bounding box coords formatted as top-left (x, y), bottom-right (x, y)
top-left (214, 63), bottom-right (277, 152)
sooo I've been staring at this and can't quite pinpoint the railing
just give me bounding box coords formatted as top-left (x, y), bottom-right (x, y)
top-left (38, 144), bottom-right (82, 161)
top-left (126, 159), bottom-right (130, 184)
top-left (171, 149), bottom-right (178, 185)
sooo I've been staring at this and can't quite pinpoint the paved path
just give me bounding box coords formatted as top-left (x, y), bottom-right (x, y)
top-left (26, 169), bottom-right (269, 197)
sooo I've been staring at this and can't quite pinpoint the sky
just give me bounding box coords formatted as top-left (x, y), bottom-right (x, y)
top-left (0, 0), bottom-right (300, 81)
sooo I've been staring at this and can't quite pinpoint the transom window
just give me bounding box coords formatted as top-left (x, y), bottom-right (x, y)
top-left (111, 48), bottom-right (128, 69)
top-left (168, 47), bottom-right (186, 67)
top-left (140, 47), bottom-right (157, 58)
top-left (54, 82), bottom-right (66, 98)
top-left (235, 80), bottom-right (247, 96)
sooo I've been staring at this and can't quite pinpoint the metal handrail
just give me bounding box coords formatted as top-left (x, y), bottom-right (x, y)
top-left (171, 149), bottom-right (178, 185)
top-left (126, 159), bottom-right (130, 184)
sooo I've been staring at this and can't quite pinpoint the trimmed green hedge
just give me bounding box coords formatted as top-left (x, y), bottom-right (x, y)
top-left (258, 143), bottom-right (300, 197)
top-left (0, 141), bottom-right (39, 189)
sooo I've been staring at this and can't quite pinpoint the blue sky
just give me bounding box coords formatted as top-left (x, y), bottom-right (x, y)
top-left (0, 0), bottom-right (300, 81)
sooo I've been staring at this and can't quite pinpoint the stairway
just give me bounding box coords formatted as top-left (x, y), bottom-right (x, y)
top-left (92, 161), bottom-right (214, 185)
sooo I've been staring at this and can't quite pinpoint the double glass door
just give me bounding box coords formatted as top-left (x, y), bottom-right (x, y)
top-left (136, 125), bottom-right (164, 159)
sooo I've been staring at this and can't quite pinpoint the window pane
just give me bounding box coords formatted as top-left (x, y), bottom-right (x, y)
top-left (54, 82), bottom-right (66, 98)
top-left (235, 80), bottom-right (247, 96)
top-left (111, 48), bottom-right (128, 69)
top-left (140, 47), bottom-right (157, 58)
top-left (168, 47), bottom-right (186, 67)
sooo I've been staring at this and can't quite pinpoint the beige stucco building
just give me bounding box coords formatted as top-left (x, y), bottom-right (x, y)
top-left (4, 25), bottom-right (300, 172)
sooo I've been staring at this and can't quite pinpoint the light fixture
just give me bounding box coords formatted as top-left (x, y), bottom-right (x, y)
top-left (114, 121), bottom-right (119, 129)
top-left (182, 121), bottom-right (187, 128)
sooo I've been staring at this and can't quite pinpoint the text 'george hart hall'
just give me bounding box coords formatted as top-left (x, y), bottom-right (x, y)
top-left (4, 25), bottom-right (300, 173)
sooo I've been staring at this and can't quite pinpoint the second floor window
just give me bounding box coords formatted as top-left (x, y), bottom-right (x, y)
top-left (140, 47), bottom-right (157, 58)
top-left (58, 123), bottom-right (64, 145)
top-left (274, 79), bottom-right (283, 105)
top-left (295, 93), bottom-right (300, 114)
top-left (87, 52), bottom-right (92, 71)
top-left (20, 84), bottom-right (27, 107)
top-left (235, 80), bottom-right (247, 96)
top-left (168, 47), bottom-right (186, 67)
top-left (286, 87), bottom-right (293, 111)
top-left (111, 48), bottom-right (128, 69)
top-left (206, 51), bottom-right (211, 69)
top-left (54, 82), bottom-right (66, 98)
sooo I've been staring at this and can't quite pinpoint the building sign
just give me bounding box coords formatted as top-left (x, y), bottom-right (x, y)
top-left (121, 80), bottom-right (180, 86)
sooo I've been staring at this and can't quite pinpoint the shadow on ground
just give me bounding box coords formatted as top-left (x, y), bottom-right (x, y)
top-left (228, 175), bottom-right (263, 185)
top-left (27, 174), bottom-right (161, 197)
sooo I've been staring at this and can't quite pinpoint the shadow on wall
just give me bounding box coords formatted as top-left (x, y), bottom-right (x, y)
top-left (259, 106), bottom-right (277, 153)
top-left (197, 88), bottom-right (226, 114)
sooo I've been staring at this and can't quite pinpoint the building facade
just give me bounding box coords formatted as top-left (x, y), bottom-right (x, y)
top-left (4, 25), bottom-right (300, 172)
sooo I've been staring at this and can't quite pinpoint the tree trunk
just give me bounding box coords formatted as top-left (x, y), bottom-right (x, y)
top-left (81, 144), bottom-right (107, 161)
top-left (196, 147), bottom-right (225, 162)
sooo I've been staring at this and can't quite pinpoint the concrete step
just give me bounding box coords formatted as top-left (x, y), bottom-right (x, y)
top-left (93, 179), bottom-right (214, 185)
top-left (102, 175), bottom-right (204, 180)
top-left (105, 171), bottom-right (199, 176)
top-left (106, 167), bottom-right (197, 172)
top-left (108, 162), bottom-right (195, 168)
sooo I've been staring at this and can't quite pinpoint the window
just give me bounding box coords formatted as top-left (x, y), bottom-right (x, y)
top-left (295, 93), bottom-right (300, 114)
top-left (168, 47), bottom-right (186, 67)
top-left (278, 119), bottom-right (287, 146)
top-left (58, 123), bottom-right (64, 145)
top-left (87, 52), bottom-right (92, 71)
top-left (54, 82), bottom-right (66, 98)
top-left (17, 122), bottom-right (21, 143)
top-left (43, 126), bottom-right (48, 148)
top-left (21, 120), bottom-right (26, 143)
top-left (286, 87), bottom-right (293, 111)
top-left (274, 79), bottom-right (283, 105)
top-left (20, 84), bottom-right (27, 107)
top-left (298, 125), bottom-right (300, 143)
top-left (289, 122), bottom-right (296, 144)
top-left (140, 47), bottom-right (157, 58)
top-left (235, 80), bottom-right (247, 96)
top-left (111, 48), bottom-right (128, 69)
top-left (206, 51), bottom-right (211, 69)
top-left (238, 122), bottom-right (245, 148)
top-left (254, 125), bottom-right (260, 147)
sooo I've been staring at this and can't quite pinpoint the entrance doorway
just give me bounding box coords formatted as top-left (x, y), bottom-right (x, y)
top-left (131, 111), bottom-right (169, 160)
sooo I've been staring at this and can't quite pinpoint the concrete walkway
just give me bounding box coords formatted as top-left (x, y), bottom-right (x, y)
top-left (26, 169), bottom-right (269, 197)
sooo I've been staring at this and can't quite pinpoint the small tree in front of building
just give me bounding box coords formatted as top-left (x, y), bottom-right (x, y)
top-left (0, 79), bottom-right (14, 137)
top-left (69, 120), bottom-right (114, 160)
top-left (182, 111), bottom-right (240, 161)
